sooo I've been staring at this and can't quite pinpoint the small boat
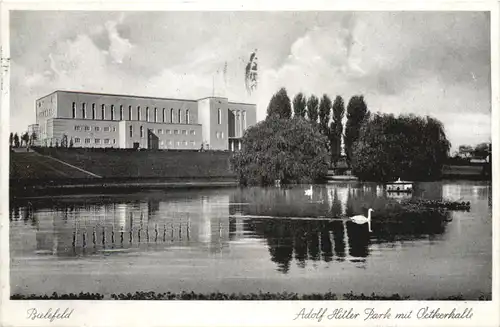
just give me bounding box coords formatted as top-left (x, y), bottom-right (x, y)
top-left (386, 178), bottom-right (413, 193)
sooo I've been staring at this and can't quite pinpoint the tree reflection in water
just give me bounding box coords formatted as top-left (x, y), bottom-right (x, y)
top-left (237, 185), bottom-right (452, 273)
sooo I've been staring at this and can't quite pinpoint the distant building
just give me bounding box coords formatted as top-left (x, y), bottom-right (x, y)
top-left (27, 124), bottom-right (40, 146)
top-left (35, 90), bottom-right (256, 151)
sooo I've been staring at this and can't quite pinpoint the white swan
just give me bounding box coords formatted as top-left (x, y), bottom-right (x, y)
top-left (304, 185), bottom-right (313, 197)
top-left (350, 208), bottom-right (374, 232)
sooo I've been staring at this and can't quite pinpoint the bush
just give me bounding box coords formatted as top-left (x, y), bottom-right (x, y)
top-left (230, 117), bottom-right (329, 186)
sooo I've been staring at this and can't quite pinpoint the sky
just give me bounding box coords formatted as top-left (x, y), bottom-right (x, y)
top-left (9, 11), bottom-right (491, 152)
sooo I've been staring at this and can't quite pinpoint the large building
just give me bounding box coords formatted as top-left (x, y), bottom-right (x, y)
top-left (35, 90), bottom-right (256, 151)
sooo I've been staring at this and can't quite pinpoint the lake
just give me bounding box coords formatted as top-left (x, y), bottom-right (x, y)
top-left (9, 181), bottom-right (492, 299)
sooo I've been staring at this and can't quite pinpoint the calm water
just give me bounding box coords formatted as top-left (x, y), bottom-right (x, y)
top-left (10, 181), bottom-right (492, 299)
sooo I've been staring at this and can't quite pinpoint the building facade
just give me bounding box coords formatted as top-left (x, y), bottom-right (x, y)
top-left (35, 91), bottom-right (257, 150)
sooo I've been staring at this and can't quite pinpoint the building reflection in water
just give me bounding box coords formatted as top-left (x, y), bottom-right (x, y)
top-left (10, 182), bottom-right (458, 272)
top-left (10, 193), bottom-right (235, 257)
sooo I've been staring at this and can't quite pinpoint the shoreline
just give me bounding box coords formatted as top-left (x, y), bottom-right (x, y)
top-left (10, 177), bottom-right (491, 199)
top-left (11, 290), bottom-right (491, 301)
top-left (9, 178), bottom-right (238, 198)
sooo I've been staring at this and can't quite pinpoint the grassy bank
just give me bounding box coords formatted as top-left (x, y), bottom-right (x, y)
top-left (31, 147), bottom-right (235, 179)
top-left (11, 291), bottom-right (491, 301)
top-left (10, 148), bottom-right (238, 197)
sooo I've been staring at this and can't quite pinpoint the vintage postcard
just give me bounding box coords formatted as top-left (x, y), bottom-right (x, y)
top-left (0, 1), bottom-right (498, 326)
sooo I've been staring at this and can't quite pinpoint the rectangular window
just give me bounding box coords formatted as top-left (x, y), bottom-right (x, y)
top-left (92, 104), bottom-right (96, 120)
top-left (129, 125), bottom-right (133, 137)
top-left (113, 139), bottom-right (116, 144)
top-left (101, 104), bottom-right (105, 120)
top-left (104, 139), bottom-right (110, 144)
top-left (75, 138), bottom-right (81, 143)
top-left (111, 105), bottom-right (115, 120)
top-left (104, 127), bottom-right (110, 132)
top-left (174, 130), bottom-right (179, 135)
top-left (166, 129), bottom-right (171, 134)
top-left (72, 102), bottom-right (76, 118)
top-left (190, 130), bottom-right (195, 135)
top-left (84, 126), bottom-right (90, 131)
top-left (95, 126), bottom-right (100, 132)
top-left (128, 106), bottom-right (132, 120)
top-left (190, 141), bottom-right (195, 146)
top-left (74, 126), bottom-right (81, 131)
top-left (95, 139), bottom-right (101, 144)
top-left (85, 138), bottom-right (91, 144)
top-left (221, 132), bottom-right (224, 139)
top-left (182, 130), bottom-right (187, 135)
top-left (183, 140), bottom-right (187, 146)
top-left (120, 105), bottom-right (123, 120)
top-left (158, 129), bottom-right (163, 134)
top-left (168, 140), bottom-right (172, 145)
top-left (112, 127), bottom-right (116, 132)
top-left (82, 103), bottom-right (87, 119)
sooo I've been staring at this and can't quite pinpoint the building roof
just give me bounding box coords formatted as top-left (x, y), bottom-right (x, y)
top-left (38, 90), bottom-right (255, 105)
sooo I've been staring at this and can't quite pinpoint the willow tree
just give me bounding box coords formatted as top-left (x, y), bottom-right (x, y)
top-left (351, 113), bottom-right (451, 181)
top-left (230, 117), bottom-right (329, 186)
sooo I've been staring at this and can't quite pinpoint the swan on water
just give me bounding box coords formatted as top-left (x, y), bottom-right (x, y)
top-left (350, 208), bottom-right (374, 232)
top-left (304, 185), bottom-right (313, 197)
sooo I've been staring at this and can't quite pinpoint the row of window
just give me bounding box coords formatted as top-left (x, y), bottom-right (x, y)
top-left (71, 102), bottom-right (193, 124)
top-left (73, 138), bottom-right (196, 147)
top-left (39, 108), bottom-right (54, 118)
top-left (74, 126), bottom-right (117, 132)
top-left (128, 126), bottom-right (197, 138)
top-left (74, 138), bottom-right (117, 145)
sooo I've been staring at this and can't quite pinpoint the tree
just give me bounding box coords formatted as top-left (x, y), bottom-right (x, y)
top-left (230, 117), bottom-right (329, 186)
top-left (9, 132), bottom-right (13, 147)
top-left (318, 94), bottom-right (332, 136)
top-left (351, 113), bottom-right (450, 182)
top-left (329, 96), bottom-right (345, 165)
top-left (69, 137), bottom-right (74, 148)
top-left (13, 133), bottom-right (20, 148)
top-left (474, 142), bottom-right (490, 158)
top-left (292, 93), bottom-right (307, 118)
top-left (267, 87), bottom-right (292, 119)
top-left (306, 95), bottom-right (319, 123)
top-left (345, 95), bottom-right (369, 163)
top-left (30, 132), bottom-right (37, 146)
top-left (61, 134), bottom-right (68, 148)
top-left (21, 132), bottom-right (30, 147)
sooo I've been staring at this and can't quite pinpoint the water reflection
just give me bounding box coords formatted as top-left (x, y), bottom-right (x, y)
top-left (10, 182), bottom-right (469, 274)
top-left (9, 182), bottom-right (492, 299)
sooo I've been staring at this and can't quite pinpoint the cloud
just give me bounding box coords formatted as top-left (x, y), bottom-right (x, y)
top-left (104, 19), bottom-right (133, 64)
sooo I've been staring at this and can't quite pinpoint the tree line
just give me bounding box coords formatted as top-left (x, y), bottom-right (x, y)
top-left (231, 87), bottom-right (451, 185)
top-left (266, 87), bottom-right (369, 165)
top-left (9, 132), bottom-right (36, 148)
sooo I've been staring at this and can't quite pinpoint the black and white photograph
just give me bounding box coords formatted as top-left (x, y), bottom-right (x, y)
top-left (1, 2), bottom-right (498, 327)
